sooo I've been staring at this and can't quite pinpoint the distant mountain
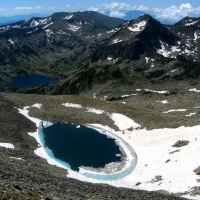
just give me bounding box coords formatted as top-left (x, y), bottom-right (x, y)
top-left (0, 11), bottom-right (124, 82)
top-left (174, 16), bottom-right (200, 26)
top-left (0, 11), bottom-right (199, 94)
top-left (0, 13), bottom-right (46, 25)
top-left (45, 14), bottom-right (200, 95)
top-left (91, 14), bottom-right (178, 62)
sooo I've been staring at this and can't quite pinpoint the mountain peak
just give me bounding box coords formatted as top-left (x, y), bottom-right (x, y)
top-left (175, 16), bottom-right (200, 26)
top-left (138, 14), bottom-right (154, 21)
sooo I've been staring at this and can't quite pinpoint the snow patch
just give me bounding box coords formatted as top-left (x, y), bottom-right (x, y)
top-left (157, 40), bottom-right (181, 58)
top-left (45, 29), bottom-right (55, 37)
top-left (194, 31), bottom-right (200, 41)
top-left (42, 121), bottom-right (54, 128)
top-left (171, 69), bottom-right (178, 73)
top-left (0, 143), bottom-right (14, 149)
top-left (163, 109), bottom-right (187, 113)
top-left (64, 14), bottom-right (73, 20)
top-left (86, 108), bottom-right (104, 115)
top-left (12, 25), bottom-right (21, 29)
top-left (121, 94), bottom-right (137, 98)
top-left (185, 113), bottom-right (196, 117)
top-left (27, 28), bottom-right (38, 34)
top-left (150, 63), bottom-right (155, 68)
top-left (155, 100), bottom-right (169, 104)
top-left (8, 39), bottom-right (14, 45)
top-left (184, 47), bottom-right (198, 55)
top-left (189, 88), bottom-right (200, 93)
top-left (62, 103), bottom-right (83, 108)
top-left (38, 18), bottom-right (48, 25)
top-left (113, 39), bottom-right (122, 44)
top-left (106, 28), bottom-right (120, 33)
top-left (193, 106), bottom-right (200, 109)
top-left (67, 24), bottom-right (81, 32)
top-left (101, 96), bottom-right (108, 100)
top-left (32, 103), bottom-right (42, 109)
top-left (185, 21), bottom-right (198, 26)
top-left (128, 21), bottom-right (146, 32)
top-left (144, 89), bottom-right (168, 94)
top-left (10, 157), bottom-right (25, 161)
top-left (145, 57), bottom-right (149, 64)
top-left (42, 22), bottom-right (54, 29)
top-left (109, 113), bottom-right (141, 131)
top-left (30, 19), bottom-right (40, 27)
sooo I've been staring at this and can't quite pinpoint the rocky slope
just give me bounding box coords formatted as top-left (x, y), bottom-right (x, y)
top-left (0, 11), bottom-right (124, 83)
top-left (20, 14), bottom-right (200, 95)
top-left (0, 93), bottom-right (188, 200)
top-left (90, 14), bottom-right (200, 79)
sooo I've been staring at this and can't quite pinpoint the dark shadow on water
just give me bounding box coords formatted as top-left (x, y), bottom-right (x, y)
top-left (41, 122), bottom-right (122, 171)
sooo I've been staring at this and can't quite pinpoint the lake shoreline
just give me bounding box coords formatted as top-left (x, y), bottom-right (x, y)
top-left (18, 105), bottom-right (138, 181)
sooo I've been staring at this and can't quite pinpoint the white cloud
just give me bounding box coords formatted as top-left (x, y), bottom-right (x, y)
top-left (15, 7), bottom-right (32, 10)
top-left (88, 3), bottom-right (149, 18)
top-left (153, 3), bottom-right (200, 23)
top-left (88, 2), bottom-right (200, 24)
top-left (15, 5), bottom-right (43, 10)
top-left (109, 11), bottom-right (126, 18)
top-left (89, 3), bottom-right (149, 12)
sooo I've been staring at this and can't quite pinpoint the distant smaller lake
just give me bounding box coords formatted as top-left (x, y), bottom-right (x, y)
top-left (6, 74), bottom-right (56, 89)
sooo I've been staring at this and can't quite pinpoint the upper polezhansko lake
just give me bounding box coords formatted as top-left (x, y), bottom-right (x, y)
top-left (39, 122), bottom-right (122, 171)
top-left (38, 121), bottom-right (138, 180)
top-left (6, 74), bottom-right (56, 89)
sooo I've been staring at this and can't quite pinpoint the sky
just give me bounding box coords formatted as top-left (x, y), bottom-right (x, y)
top-left (0, 0), bottom-right (199, 23)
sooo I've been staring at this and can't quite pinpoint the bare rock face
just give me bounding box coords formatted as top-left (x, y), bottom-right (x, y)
top-left (194, 167), bottom-right (200, 176)
top-left (172, 140), bottom-right (190, 148)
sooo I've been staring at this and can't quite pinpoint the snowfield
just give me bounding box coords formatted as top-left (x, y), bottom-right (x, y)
top-left (18, 104), bottom-right (200, 200)
top-left (0, 143), bottom-right (14, 149)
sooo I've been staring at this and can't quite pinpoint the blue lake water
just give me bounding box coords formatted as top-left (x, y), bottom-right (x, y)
top-left (39, 122), bottom-right (122, 171)
top-left (38, 121), bottom-right (138, 180)
top-left (6, 74), bottom-right (56, 89)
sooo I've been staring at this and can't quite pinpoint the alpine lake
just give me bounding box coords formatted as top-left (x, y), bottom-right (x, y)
top-left (2, 74), bottom-right (56, 89)
top-left (39, 121), bottom-right (137, 180)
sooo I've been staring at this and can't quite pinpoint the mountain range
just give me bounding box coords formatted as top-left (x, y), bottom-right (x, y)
top-left (0, 11), bottom-right (199, 95)
top-left (0, 11), bottom-right (200, 200)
